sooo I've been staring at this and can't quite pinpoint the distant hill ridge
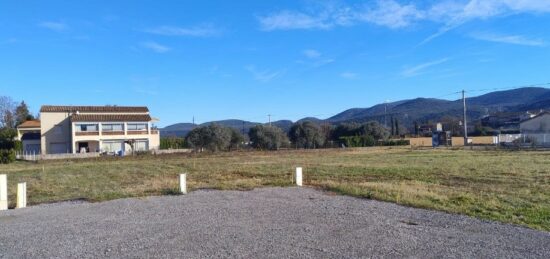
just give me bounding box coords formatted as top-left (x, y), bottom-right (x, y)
top-left (161, 87), bottom-right (550, 137)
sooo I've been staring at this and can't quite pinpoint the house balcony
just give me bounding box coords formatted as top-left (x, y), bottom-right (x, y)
top-left (127, 130), bottom-right (149, 135)
top-left (102, 131), bottom-right (125, 136)
top-left (75, 131), bottom-right (99, 136)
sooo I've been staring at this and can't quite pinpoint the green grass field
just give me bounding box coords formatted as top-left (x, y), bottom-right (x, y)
top-left (1, 147), bottom-right (549, 231)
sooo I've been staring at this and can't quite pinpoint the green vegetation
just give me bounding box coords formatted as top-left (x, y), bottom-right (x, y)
top-left (185, 124), bottom-right (243, 152)
top-left (1, 148), bottom-right (549, 231)
top-left (248, 124), bottom-right (288, 150)
top-left (159, 137), bottom-right (185, 150)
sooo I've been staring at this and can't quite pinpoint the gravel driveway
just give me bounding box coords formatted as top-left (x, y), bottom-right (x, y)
top-left (1, 187), bottom-right (549, 258)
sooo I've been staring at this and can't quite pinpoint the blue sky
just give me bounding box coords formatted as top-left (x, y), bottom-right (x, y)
top-left (1, 0), bottom-right (549, 127)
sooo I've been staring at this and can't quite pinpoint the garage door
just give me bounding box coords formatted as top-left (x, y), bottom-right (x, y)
top-left (50, 143), bottom-right (68, 154)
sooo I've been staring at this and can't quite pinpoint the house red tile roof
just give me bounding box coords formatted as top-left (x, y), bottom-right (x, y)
top-left (71, 114), bottom-right (152, 122)
top-left (40, 105), bottom-right (149, 113)
top-left (17, 120), bottom-right (41, 128)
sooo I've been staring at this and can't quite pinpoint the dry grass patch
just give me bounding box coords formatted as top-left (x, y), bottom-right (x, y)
top-left (1, 147), bottom-right (548, 230)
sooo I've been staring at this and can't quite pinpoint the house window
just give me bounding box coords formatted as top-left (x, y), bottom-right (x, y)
top-left (127, 123), bottom-right (148, 131)
top-left (76, 124), bottom-right (98, 132)
top-left (102, 141), bottom-right (124, 152)
top-left (102, 123), bottom-right (123, 131)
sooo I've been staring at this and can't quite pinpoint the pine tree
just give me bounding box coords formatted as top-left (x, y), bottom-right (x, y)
top-left (15, 101), bottom-right (33, 126)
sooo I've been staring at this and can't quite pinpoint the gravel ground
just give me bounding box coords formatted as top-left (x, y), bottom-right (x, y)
top-left (1, 187), bottom-right (549, 258)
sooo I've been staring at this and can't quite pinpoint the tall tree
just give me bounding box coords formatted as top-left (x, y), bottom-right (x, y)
top-left (248, 125), bottom-right (287, 150)
top-left (185, 124), bottom-right (240, 152)
top-left (414, 121), bottom-right (419, 136)
top-left (289, 121), bottom-right (325, 149)
top-left (0, 96), bottom-right (16, 128)
top-left (15, 101), bottom-right (33, 126)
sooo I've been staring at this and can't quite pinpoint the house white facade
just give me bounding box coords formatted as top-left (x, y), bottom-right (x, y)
top-left (17, 105), bottom-right (160, 154)
top-left (519, 112), bottom-right (550, 146)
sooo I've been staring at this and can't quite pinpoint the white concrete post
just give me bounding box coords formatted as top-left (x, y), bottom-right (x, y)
top-left (0, 174), bottom-right (7, 210)
top-left (295, 167), bottom-right (303, 186)
top-left (179, 174), bottom-right (187, 194)
top-left (16, 182), bottom-right (26, 209)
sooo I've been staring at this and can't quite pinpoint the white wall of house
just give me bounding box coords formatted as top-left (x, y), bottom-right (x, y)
top-left (40, 112), bottom-right (72, 154)
top-left (520, 113), bottom-right (550, 133)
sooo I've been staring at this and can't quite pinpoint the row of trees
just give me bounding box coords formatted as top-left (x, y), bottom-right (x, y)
top-left (182, 120), bottom-right (395, 152)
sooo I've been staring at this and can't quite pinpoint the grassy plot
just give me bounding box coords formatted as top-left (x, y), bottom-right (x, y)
top-left (1, 147), bottom-right (549, 231)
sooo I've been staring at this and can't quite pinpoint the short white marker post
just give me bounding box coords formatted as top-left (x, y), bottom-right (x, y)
top-left (0, 174), bottom-right (7, 210)
top-left (16, 182), bottom-right (26, 209)
top-left (295, 167), bottom-right (303, 186)
top-left (179, 174), bottom-right (187, 194)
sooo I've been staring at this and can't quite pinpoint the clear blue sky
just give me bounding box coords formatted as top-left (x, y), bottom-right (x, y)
top-left (1, 0), bottom-right (549, 127)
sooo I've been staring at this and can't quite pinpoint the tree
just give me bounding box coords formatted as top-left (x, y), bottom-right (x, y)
top-left (229, 127), bottom-right (244, 150)
top-left (289, 121), bottom-right (325, 149)
top-left (357, 121), bottom-right (390, 140)
top-left (15, 101), bottom-right (33, 126)
top-left (414, 121), bottom-right (419, 136)
top-left (185, 124), bottom-right (240, 152)
top-left (331, 122), bottom-right (361, 140)
top-left (0, 127), bottom-right (17, 149)
top-left (248, 125), bottom-right (288, 150)
top-left (0, 96), bottom-right (16, 128)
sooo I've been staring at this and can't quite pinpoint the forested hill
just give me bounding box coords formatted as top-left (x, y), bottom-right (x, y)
top-left (161, 87), bottom-right (550, 137)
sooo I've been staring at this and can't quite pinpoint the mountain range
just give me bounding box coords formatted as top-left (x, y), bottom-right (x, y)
top-left (161, 87), bottom-right (550, 137)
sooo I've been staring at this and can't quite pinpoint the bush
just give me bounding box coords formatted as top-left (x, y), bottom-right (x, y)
top-left (0, 149), bottom-right (16, 164)
top-left (339, 135), bottom-right (376, 147)
top-left (160, 137), bottom-right (185, 150)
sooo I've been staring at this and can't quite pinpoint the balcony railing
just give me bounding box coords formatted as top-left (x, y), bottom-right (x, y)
top-left (127, 130), bottom-right (149, 135)
top-left (75, 131), bottom-right (99, 136)
top-left (102, 131), bottom-right (125, 136)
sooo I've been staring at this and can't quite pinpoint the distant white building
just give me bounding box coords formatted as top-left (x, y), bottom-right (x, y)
top-left (520, 112), bottom-right (550, 146)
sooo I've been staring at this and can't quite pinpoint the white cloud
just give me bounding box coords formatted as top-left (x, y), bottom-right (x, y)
top-left (303, 49), bottom-right (321, 59)
top-left (38, 21), bottom-right (68, 32)
top-left (140, 41), bottom-right (171, 53)
top-left (258, 11), bottom-right (332, 31)
top-left (258, 0), bottom-right (425, 31)
top-left (245, 65), bottom-right (284, 83)
top-left (357, 1), bottom-right (424, 29)
top-left (259, 0), bottom-right (550, 45)
top-left (422, 0), bottom-right (550, 43)
top-left (144, 25), bottom-right (220, 37)
top-left (298, 49), bottom-right (335, 67)
top-left (340, 72), bottom-right (359, 79)
top-left (471, 32), bottom-right (546, 46)
top-left (402, 58), bottom-right (449, 77)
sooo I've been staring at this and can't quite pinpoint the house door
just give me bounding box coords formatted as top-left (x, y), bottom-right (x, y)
top-left (78, 142), bottom-right (89, 153)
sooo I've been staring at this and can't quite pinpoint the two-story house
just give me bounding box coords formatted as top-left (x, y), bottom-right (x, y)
top-left (17, 105), bottom-right (160, 154)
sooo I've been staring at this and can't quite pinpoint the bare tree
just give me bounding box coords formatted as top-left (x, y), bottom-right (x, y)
top-left (0, 96), bottom-right (16, 128)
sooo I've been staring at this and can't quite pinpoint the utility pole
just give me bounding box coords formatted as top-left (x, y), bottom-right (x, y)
top-left (268, 114), bottom-right (271, 126)
top-left (192, 116), bottom-right (195, 125)
top-left (462, 90), bottom-right (468, 145)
